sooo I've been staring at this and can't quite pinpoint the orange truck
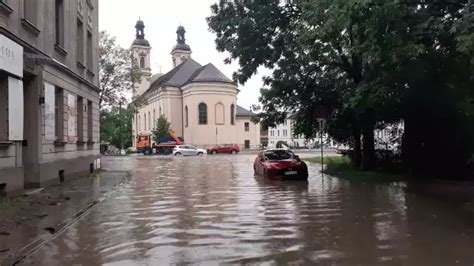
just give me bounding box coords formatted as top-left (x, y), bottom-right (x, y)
top-left (136, 129), bottom-right (184, 155)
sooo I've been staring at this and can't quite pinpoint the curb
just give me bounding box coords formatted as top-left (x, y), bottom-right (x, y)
top-left (6, 199), bottom-right (100, 265)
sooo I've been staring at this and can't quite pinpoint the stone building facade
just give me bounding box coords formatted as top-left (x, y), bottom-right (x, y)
top-left (131, 21), bottom-right (260, 149)
top-left (0, 0), bottom-right (100, 196)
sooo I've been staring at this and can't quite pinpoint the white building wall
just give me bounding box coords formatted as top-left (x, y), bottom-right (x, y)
top-left (182, 83), bottom-right (238, 147)
top-left (236, 117), bottom-right (261, 149)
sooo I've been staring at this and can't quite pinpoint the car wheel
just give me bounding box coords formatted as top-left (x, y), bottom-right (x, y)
top-left (197, 152), bottom-right (203, 156)
top-left (231, 150), bottom-right (237, 154)
top-left (212, 150), bottom-right (217, 155)
top-left (175, 152), bottom-right (182, 156)
top-left (144, 148), bottom-right (151, 155)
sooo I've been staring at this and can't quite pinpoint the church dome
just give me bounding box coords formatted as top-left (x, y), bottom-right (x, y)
top-left (172, 25), bottom-right (191, 52)
top-left (133, 38), bottom-right (150, 47)
top-left (132, 19), bottom-right (150, 47)
top-left (135, 20), bottom-right (145, 28)
top-left (172, 43), bottom-right (191, 52)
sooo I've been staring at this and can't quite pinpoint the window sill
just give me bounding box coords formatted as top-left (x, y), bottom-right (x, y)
top-left (86, 0), bottom-right (94, 9)
top-left (86, 69), bottom-right (95, 77)
top-left (0, 141), bottom-right (13, 148)
top-left (0, 2), bottom-right (13, 15)
top-left (54, 44), bottom-right (68, 56)
top-left (77, 61), bottom-right (86, 70)
top-left (21, 18), bottom-right (41, 36)
top-left (54, 140), bottom-right (67, 147)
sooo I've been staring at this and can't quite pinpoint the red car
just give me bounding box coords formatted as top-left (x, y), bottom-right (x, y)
top-left (254, 149), bottom-right (308, 180)
top-left (207, 144), bottom-right (240, 154)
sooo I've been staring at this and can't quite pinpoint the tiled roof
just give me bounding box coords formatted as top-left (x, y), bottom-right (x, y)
top-left (187, 63), bottom-right (234, 84)
top-left (144, 59), bottom-right (235, 96)
top-left (236, 105), bottom-right (257, 117)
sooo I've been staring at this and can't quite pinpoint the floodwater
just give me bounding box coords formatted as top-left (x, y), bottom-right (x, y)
top-left (21, 155), bottom-right (474, 265)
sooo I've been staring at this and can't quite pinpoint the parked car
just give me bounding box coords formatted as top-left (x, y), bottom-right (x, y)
top-left (254, 149), bottom-right (308, 180)
top-left (173, 145), bottom-right (207, 156)
top-left (207, 144), bottom-right (240, 154)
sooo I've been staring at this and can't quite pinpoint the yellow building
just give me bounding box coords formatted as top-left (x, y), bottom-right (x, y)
top-left (131, 21), bottom-right (260, 149)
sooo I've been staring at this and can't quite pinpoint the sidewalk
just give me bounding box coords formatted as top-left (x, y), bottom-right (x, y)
top-left (0, 170), bottom-right (130, 265)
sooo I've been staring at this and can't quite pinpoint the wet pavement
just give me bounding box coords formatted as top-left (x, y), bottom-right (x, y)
top-left (20, 155), bottom-right (474, 265)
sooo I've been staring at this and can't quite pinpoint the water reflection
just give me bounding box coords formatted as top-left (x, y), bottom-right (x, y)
top-left (20, 155), bottom-right (474, 265)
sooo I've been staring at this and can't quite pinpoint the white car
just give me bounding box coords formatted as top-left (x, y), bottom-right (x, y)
top-left (173, 145), bottom-right (207, 156)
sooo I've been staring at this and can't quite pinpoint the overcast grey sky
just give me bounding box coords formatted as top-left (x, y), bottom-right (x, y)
top-left (99, 0), bottom-right (267, 109)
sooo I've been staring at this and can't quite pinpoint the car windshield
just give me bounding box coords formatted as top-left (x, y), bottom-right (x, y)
top-left (264, 150), bottom-right (294, 161)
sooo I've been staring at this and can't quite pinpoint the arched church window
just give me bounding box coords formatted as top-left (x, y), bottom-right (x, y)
top-left (185, 106), bottom-right (189, 127)
top-left (144, 113), bottom-right (147, 131)
top-left (138, 115), bottom-right (141, 131)
top-left (198, 103), bottom-right (207, 125)
top-left (148, 111), bottom-right (151, 131)
top-left (140, 57), bottom-right (145, 68)
top-left (153, 109), bottom-right (156, 125)
top-left (230, 104), bottom-right (235, 125)
top-left (215, 103), bottom-right (224, 125)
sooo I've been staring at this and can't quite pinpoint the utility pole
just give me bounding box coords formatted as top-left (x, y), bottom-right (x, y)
top-left (318, 119), bottom-right (324, 173)
top-left (119, 101), bottom-right (123, 155)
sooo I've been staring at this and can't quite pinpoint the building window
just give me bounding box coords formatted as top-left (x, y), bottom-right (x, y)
top-left (55, 87), bottom-right (64, 140)
top-left (215, 103), bottom-right (224, 125)
top-left (144, 113), bottom-right (147, 131)
top-left (55, 0), bottom-right (65, 46)
top-left (148, 111), bottom-right (151, 131)
top-left (87, 31), bottom-right (93, 70)
top-left (244, 122), bottom-right (250, 132)
top-left (77, 19), bottom-right (84, 64)
top-left (159, 107), bottom-right (162, 115)
top-left (153, 109), bottom-right (156, 126)
top-left (139, 57), bottom-right (145, 68)
top-left (138, 115), bottom-right (141, 131)
top-left (230, 104), bottom-right (235, 125)
top-left (0, 75), bottom-right (7, 141)
top-left (77, 96), bottom-right (84, 141)
top-left (87, 100), bottom-right (93, 141)
top-left (283, 129), bottom-right (287, 136)
top-left (277, 130), bottom-right (280, 136)
top-left (198, 103), bottom-right (207, 125)
top-left (24, 0), bottom-right (38, 25)
top-left (185, 106), bottom-right (188, 127)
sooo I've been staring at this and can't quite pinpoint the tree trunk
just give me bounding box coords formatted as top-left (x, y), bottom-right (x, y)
top-left (353, 131), bottom-right (362, 168)
top-left (362, 124), bottom-right (376, 170)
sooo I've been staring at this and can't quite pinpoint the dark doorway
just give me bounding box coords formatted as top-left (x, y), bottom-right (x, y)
top-left (244, 140), bottom-right (250, 149)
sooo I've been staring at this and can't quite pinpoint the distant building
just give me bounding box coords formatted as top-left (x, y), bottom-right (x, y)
top-left (268, 119), bottom-right (335, 148)
top-left (130, 21), bottom-right (260, 149)
top-left (0, 0), bottom-right (100, 196)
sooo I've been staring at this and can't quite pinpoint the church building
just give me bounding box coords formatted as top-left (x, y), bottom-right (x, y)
top-left (131, 20), bottom-right (260, 149)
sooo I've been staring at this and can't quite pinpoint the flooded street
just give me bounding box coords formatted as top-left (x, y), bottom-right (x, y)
top-left (21, 155), bottom-right (474, 265)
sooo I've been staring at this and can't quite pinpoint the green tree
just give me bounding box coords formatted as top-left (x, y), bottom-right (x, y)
top-left (152, 115), bottom-right (171, 142)
top-left (100, 106), bottom-right (133, 149)
top-left (99, 31), bottom-right (141, 110)
top-left (208, 0), bottom-right (473, 177)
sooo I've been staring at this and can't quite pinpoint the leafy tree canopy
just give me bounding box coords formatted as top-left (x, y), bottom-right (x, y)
top-left (99, 31), bottom-right (141, 110)
top-left (152, 115), bottom-right (171, 142)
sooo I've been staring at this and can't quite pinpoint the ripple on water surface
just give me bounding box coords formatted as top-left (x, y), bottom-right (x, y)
top-left (20, 155), bottom-right (474, 266)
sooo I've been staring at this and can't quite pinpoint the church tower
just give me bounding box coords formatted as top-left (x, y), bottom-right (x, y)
top-left (171, 26), bottom-right (192, 67)
top-left (131, 19), bottom-right (151, 97)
